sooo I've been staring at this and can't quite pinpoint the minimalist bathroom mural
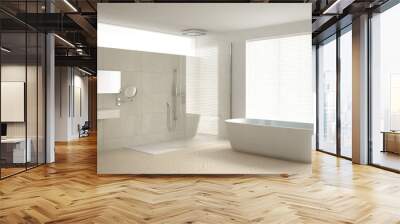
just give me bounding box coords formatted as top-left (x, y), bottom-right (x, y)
top-left (97, 3), bottom-right (313, 174)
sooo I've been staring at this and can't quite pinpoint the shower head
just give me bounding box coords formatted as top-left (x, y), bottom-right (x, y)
top-left (181, 29), bottom-right (207, 36)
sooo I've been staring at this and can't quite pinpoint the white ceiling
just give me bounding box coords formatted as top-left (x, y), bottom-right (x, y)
top-left (98, 3), bottom-right (310, 35)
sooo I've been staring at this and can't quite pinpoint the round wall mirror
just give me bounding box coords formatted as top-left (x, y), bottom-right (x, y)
top-left (124, 86), bottom-right (137, 98)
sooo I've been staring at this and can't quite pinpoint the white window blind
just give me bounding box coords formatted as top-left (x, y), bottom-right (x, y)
top-left (246, 34), bottom-right (312, 123)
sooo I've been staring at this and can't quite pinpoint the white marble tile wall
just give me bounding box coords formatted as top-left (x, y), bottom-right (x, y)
top-left (98, 47), bottom-right (185, 151)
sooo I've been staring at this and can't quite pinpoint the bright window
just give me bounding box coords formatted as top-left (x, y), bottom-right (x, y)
top-left (340, 29), bottom-right (352, 158)
top-left (371, 3), bottom-right (400, 170)
top-left (98, 23), bottom-right (195, 56)
top-left (246, 34), bottom-right (313, 123)
top-left (318, 37), bottom-right (337, 154)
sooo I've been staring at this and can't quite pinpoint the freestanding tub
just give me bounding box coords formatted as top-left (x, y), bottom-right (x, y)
top-left (225, 118), bottom-right (314, 163)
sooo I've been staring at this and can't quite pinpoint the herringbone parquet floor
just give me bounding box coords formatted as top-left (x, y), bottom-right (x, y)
top-left (1, 135), bottom-right (400, 224)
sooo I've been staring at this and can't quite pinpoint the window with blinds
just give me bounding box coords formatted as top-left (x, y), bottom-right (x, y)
top-left (246, 34), bottom-right (313, 124)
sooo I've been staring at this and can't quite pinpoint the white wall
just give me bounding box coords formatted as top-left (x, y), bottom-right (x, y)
top-left (1, 66), bottom-right (26, 139)
top-left (1, 65), bottom-right (39, 138)
top-left (55, 67), bottom-right (69, 141)
top-left (1, 64), bottom-right (46, 163)
top-left (72, 74), bottom-right (89, 138)
top-left (55, 67), bottom-right (89, 141)
top-left (98, 47), bottom-right (185, 151)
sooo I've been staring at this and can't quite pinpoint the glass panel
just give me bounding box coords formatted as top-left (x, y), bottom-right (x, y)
top-left (318, 37), bottom-right (337, 154)
top-left (340, 29), bottom-right (352, 158)
top-left (26, 0), bottom-right (39, 169)
top-left (312, 45), bottom-right (317, 150)
top-left (27, 31), bottom-right (38, 169)
top-left (0, 1), bottom-right (46, 179)
top-left (371, 4), bottom-right (400, 171)
top-left (1, 31), bottom-right (27, 177)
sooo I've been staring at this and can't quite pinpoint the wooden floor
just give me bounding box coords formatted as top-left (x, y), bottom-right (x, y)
top-left (373, 150), bottom-right (400, 171)
top-left (0, 167), bottom-right (26, 178)
top-left (1, 135), bottom-right (400, 223)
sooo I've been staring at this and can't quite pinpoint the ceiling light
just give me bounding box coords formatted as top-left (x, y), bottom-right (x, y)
top-left (54, 34), bottom-right (75, 48)
top-left (63, 0), bottom-right (78, 12)
top-left (76, 48), bottom-right (86, 56)
top-left (182, 29), bottom-right (207, 36)
top-left (322, 0), bottom-right (353, 14)
top-left (1, 47), bottom-right (11, 53)
top-left (323, 0), bottom-right (341, 14)
top-left (78, 67), bottom-right (92, 76)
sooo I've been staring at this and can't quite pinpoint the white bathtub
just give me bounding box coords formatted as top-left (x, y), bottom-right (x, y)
top-left (225, 118), bottom-right (314, 163)
top-left (185, 113), bottom-right (200, 139)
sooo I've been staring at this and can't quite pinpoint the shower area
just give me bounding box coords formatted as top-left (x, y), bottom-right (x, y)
top-left (97, 40), bottom-right (229, 155)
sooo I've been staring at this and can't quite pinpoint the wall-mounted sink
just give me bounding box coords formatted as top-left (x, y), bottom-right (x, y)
top-left (98, 109), bottom-right (120, 120)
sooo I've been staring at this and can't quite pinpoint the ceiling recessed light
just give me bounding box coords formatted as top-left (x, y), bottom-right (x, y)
top-left (182, 29), bottom-right (207, 36)
top-left (78, 67), bottom-right (93, 76)
top-left (322, 0), bottom-right (353, 15)
top-left (63, 0), bottom-right (78, 12)
top-left (54, 34), bottom-right (75, 48)
top-left (1, 47), bottom-right (11, 53)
